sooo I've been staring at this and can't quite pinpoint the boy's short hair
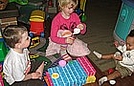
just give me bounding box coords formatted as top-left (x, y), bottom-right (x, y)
top-left (58, 0), bottom-right (78, 9)
top-left (2, 25), bottom-right (28, 48)
top-left (128, 30), bottom-right (134, 37)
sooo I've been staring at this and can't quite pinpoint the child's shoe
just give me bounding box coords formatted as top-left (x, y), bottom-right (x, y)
top-left (99, 76), bottom-right (108, 85)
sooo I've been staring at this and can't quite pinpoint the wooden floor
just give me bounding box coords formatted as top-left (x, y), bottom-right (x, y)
top-left (83, 58), bottom-right (134, 86)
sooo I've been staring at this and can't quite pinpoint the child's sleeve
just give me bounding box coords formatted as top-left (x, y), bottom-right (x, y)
top-left (50, 15), bottom-right (66, 44)
top-left (74, 13), bottom-right (86, 34)
top-left (120, 51), bottom-right (134, 65)
top-left (117, 45), bottom-right (126, 53)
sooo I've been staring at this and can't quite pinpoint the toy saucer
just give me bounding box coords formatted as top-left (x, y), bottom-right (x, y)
top-left (52, 73), bottom-right (59, 79)
top-left (109, 79), bottom-right (116, 85)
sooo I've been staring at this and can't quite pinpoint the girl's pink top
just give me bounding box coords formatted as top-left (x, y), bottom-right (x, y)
top-left (50, 12), bottom-right (86, 44)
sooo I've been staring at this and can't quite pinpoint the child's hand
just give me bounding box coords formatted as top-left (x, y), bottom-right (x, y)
top-left (66, 37), bottom-right (75, 44)
top-left (31, 72), bottom-right (42, 79)
top-left (114, 55), bottom-right (122, 61)
top-left (113, 41), bottom-right (119, 48)
top-left (77, 24), bottom-right (84, 30)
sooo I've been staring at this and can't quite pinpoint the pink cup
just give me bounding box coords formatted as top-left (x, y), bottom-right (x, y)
top-left (59, 60), bottom-right (66, 67)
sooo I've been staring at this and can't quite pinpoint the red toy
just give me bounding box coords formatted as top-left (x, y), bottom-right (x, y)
top-left (30, 21), bottom-right (44, 36)
top-left (0, 74), bottom-right (4, 86)
top-left (108, 68), bottom-right (115, 74)
top-left (29, 10), bottom-right (45, 37)
top-left (0, 65), bottom-right (4, 86)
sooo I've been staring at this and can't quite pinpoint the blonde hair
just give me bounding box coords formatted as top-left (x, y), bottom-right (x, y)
top-left (58, 0), bottom-right (78, 10)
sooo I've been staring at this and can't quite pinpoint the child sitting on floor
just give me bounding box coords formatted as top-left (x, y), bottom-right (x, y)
top-left (93, 30), bottom-right (134, 85)
top-left (45, 0), bottom-right (90, 61)
top-left (2, 25), bottom-right (45, 86)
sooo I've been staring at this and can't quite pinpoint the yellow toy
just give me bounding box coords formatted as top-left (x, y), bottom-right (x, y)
top-left (80, 0), bottom-right (86, 11)
top-left (29, 54), bottom-right (39, 59)
top-left (29, 10), bottom-right (45, 37)
top-left (51, 73), bottom-right (59, 79)
top-left (80, 0), bottom-right (87, 22)
top-left (86, 75), bottom-right (96, 83)
top-left (30, 10), bottom-right (45, 22)
top-left (30, 36), bottom-right (40, 48)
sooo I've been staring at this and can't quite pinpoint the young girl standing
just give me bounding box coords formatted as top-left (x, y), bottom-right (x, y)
top-left (46, 0), bottom-right (90, 61)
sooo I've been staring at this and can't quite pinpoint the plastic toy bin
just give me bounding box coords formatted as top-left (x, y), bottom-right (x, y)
top-left (113, 0), bottom-right (134, 45)
top-left (46, 57), bottom-right (96, 86)
top-left (0, 42), bottom-right (8, 62)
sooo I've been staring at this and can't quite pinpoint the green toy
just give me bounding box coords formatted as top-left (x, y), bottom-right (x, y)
top-left (9, 0), bottom-right (28, 5)
top-left (81, 0), bottom-right (87, 22)
top-left (0, 42), bottom-right (9, 62)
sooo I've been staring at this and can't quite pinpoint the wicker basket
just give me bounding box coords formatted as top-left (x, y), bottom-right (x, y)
top-left (0, 0), bottom-right (8, 10)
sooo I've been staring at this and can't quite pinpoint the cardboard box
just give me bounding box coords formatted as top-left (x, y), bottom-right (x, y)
top-left (0, 17), bottom-right (17, 31)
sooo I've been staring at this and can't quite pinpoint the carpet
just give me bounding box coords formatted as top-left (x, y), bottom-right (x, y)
top-left (78, 32), bottom-right (117, 72)
top-left (88, 41), bottom-right (117, 72)
top-left (29, 37), bottom-right (61, 70)
top-left (29, 37), bottom-right (117, 72)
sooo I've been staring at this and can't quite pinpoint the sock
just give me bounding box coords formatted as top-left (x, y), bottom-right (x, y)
top-left (93, 51), bottom-right (102, 59)
top-left (60, 49), bottom-right (67, 56)
top-left (99, 76), bottom-right (108, 85)
top-left (60, 47), bottom-right (72, 62)
top-left (62, 54), bottom-right (72, 62)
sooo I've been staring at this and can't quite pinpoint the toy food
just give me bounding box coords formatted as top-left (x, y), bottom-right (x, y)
top-left (61, 30), bottom-right (72, 37)
top-left (59, 60), bottom-right (66, 67)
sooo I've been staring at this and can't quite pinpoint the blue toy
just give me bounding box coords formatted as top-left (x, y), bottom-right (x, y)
top-left (76, 0), bottom-right (87, 22)
top-left (9, 0), bottom-right (28, 5)
top-left (47, 60), bottom-right (87, 86)
top-left (113, 0), bottom-right (134, 45)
